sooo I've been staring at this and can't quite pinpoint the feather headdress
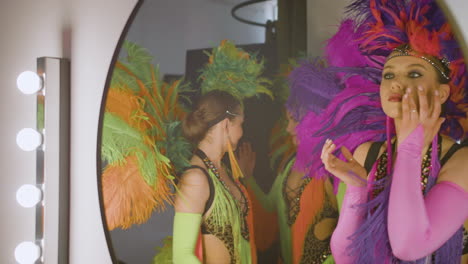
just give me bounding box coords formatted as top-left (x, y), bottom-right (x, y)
top-left (286, 57), bottom-right (345, 121)
top-left (295, 71), bottom-right (386, 191)
top-left (348, 0), bottom-right (468, 140)
top-left (199, 40), bottom-right (273, 101)
top-left (101, 41), bottom-right (191, 230)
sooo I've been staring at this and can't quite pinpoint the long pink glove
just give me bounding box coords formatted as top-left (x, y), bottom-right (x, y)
top-left (388, 125), bottom-right (468, 261)
top-left (331, 184), bottom-right (367, 263)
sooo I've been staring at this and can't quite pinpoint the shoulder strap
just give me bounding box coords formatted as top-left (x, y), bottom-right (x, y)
top-left (364, 141), bottom-right (385, 174)
top-left (440, 139), bottom-right (468, 167)
top-left (183, 165), bottom-right (215, 215)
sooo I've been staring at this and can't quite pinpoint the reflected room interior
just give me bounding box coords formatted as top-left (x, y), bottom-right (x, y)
top-left (95, 0), bottom-right (413, 263)
top-left (99, 1), bottom-right (310, 263)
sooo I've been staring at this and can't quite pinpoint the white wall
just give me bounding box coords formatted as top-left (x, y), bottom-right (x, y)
top-left (0, 0), bottom-right (467, 263)
top-left (0, 0), bottom-right (137, 263)
top-left (0, 0), bottom-right (68, 263)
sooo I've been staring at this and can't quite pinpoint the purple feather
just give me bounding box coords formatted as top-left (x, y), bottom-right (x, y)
top-left (295, 69), bottom-right (386, 193)
top-left (286, 58), bottom-right (344, 121)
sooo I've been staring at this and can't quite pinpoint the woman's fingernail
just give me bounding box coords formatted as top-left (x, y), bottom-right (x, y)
top-left (435, 90), bottom-right (440, 96)
top-left (418, 86), bottom-right (423, 91)
top-left (407, 88), bottom-right (411, 93)
top-left (404, 94), bottom-right (408, 99)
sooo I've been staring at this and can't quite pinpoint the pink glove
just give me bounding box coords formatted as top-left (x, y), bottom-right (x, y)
top-left (331, 184), bottom-right (367, 263)
top-left (388, 125), bottom-right (468, 261)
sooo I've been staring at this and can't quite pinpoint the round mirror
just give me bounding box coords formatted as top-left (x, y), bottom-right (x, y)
top-left (98, 1), bottom-right (304, 263)
top-left (97, 1), bottom-right (468, 263)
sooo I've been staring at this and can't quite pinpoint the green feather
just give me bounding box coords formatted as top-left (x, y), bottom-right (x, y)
top-left (101, 113), bottom-right (144, 165)
top-left (199, 40), bottom-right (273, 101)
top-left (103, 40), bottom-right (193, 188)
top-left (163, 121), bottom-right (192, 173)
top-left (153, 237), bottom-right (173, 264)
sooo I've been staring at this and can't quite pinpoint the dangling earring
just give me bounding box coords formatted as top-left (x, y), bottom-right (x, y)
top-left (227, 139), bottom-right (244, 180)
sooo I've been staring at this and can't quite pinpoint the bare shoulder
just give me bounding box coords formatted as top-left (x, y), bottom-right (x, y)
top-left (179, 167), bottom-right (210, 188)
top-left (439, 146), bottom-right (468, 192)
top-left (353, 141), bottom-right (375, 167)
top-left (175, 167), bottom-right (210, 213)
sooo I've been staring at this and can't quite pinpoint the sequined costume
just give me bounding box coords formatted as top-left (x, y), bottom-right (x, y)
top-left (191, 149), bottom-right (256, 264)
top-left (247, 156), bottom-right (338, 264)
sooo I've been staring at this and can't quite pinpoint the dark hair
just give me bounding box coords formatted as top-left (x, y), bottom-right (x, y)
top-left (182, 90), bottom-right (241, 145)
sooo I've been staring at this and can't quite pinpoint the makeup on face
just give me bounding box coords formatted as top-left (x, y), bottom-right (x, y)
top-left (380, 56), bottom-right (442, 118)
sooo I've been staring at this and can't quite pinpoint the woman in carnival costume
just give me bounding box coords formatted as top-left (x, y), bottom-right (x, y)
top-left (172, 40), bottom-right (272, 264)
top-left (101, 40), bottom-right (272, 264)
top-left (319, 0), bottom-right (468, 263)
top-left (240, 57), bottom-right (379, 264)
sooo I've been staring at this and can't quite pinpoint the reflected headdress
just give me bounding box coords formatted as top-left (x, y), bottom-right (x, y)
top-left (199, 39), bottom-right (272, 101)
top-left (101, 41), bottom-right (192, 230)
top-left (286, 57), bottom-right (345, 121)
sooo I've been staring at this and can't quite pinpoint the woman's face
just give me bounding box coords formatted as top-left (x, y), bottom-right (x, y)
top-left (286, 111), bottom-right (299, 146)
top-left (380, 55), bottom-right (447, 119)
top-left (227, 108), bottom-right (244, 150)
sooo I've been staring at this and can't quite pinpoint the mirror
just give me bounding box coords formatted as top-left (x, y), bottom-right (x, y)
top-left (97, 0), bottom-right (468, 263)
top-left (98, 0), bottom-right (303, 263)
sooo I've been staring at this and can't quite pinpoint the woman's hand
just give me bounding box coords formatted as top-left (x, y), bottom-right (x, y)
top-left (398, 86), bottom-right (445, 147)
top-left (321, 140), bottom-right (367, 187)
top-left (237, 142), bottom-right (256, 179)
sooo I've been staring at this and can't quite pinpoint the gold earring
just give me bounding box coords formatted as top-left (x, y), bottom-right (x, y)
top-left (227, 140), bottom-right (243, 180)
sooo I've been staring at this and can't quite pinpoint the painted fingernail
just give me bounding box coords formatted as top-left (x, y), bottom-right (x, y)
top-left (435, 90), bottom-right (440, 96)
top-left (407, 88), bottom-right (411, 93)
top-left (418, 86), bottom-right (423, 91)
top-left (404, 94), bottom-right (408, 99)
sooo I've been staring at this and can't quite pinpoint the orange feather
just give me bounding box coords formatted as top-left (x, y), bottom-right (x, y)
top-left (103, 156), bottom-right (159, 230)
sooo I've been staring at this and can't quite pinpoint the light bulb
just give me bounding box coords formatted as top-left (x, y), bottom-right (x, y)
top-left (16, 128), bottom-right (42, 152)
top-left (14, 241), bottom-right (41, 264)
top-left (16, 71), bottom-right (43, 95)
top-left (16, 184), bottom-right (42, 208)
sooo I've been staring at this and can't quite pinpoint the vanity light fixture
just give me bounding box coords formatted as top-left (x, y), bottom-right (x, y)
top-left (14, 241), bottom-right (42, 264)
top-left (16, 71), bottom-right (43, 95)
top-left (14, 57), bottom-right (70, 264)
top-left (16, 184), bottom-right (43, 208)
top-left (16, 128), bottom-right (43, 152)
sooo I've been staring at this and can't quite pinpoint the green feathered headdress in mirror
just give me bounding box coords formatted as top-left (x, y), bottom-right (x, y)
top-left (199, 40), bottom-right (273, 102)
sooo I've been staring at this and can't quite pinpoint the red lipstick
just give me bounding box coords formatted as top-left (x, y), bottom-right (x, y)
top-left (388, 93), bottom-right (403, 102)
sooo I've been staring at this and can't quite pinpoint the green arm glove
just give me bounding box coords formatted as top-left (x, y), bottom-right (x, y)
top-left (172, 212), bottom-right (202, 264)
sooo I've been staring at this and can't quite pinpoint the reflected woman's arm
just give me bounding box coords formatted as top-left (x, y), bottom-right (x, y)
top-left (238, 142), bottom-right (277, 211)
top-left (172, 169), bottom-right (210, 264)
